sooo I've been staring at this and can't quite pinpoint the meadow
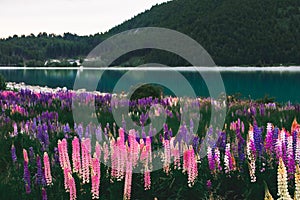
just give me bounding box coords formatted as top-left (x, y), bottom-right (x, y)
top-left (1, 87), bottom-right (300, 200)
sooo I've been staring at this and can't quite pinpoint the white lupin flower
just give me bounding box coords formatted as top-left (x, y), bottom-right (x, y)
top-left (277, 158), bottom-right (292, 200)
top-left (294, 165), bottom-right (300, 200)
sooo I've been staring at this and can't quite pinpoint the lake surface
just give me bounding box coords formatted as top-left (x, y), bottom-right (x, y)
top-left (1, 67), bottom-right (300, 103)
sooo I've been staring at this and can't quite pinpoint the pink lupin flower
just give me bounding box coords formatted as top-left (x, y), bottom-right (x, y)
top-left (95, 141), bottom-right (101, 160)
top-left (214, 148), bottom-right (222, 172)
top-left (64, 167), bottom-right (71, 192)
top-left (145, 136), bottom-right (152, 170)
top-left (123, 159), bottom-right (133, 200)
top-left (183, 146), bottom-right (189, 173)
top-left (102, 142), bottom-right (109, 165)
top-left (163, 139), bottom-right (171, 175)
top-left (23, 148), bottom-right (29, 163)
top-left (187, 146), bottom-right (197, 187)
top-left (128, 130), bottom-right (139, 167)
top-left (43, 152), bottom-right (53, 186)
top-left (91, 153), bottom-right (100, 199)
top-left (171, 138), bottom-right (180, 170)
top-left (58, 139), bottom-right (71, 170)
top-left (224, 143), bottom-right (236, 174)
top-left (119, 128), bottom-right (125, 145)
top-left (144, 170), bottom-right (151, 190)
top-left (81, 138), bottom-right (91, 184)
top-left (110, 139), bottom-right (118, 180)
top-left (68, 173), bottom-right (77, 200)
top-left (114, 137), bottom-right (127, 181)
top-left (72, 137), bottom-right (81, 174)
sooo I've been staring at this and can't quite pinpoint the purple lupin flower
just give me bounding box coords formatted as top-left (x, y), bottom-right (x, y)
top-left (95, 125), bottom-right (102, 142)
top-left (75, 123), bottom-right (83, 139)
top-left (11, 144), bottom-right (17, 163)
top-left (216, 131), bottom-right (226, 151)
top-left (42, 188), bottom-right (47, 200)
top-left (122, 115), bottom-right (126, 132)
top-left (36, 155), bottom-right (46, 186)
top-left (286, 135), bottom-right (295, 179)
top-left (23, 162), bottom-right (31, 193)
top-left (53, 147), bottom-right (59, 164)
top-left (29, 147), bottom-right (35, 163)
top-left (253, 123), bottom-right (263, 156)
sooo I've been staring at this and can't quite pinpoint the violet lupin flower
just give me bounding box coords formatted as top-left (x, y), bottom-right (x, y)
top-left (11, 144), bottom-right (17, 163)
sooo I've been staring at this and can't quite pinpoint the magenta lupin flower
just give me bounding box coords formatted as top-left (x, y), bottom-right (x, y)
top-left (287, 135), bottom-right (295, 180)
top-left (207, 146), bottom-right (215, 173)
top-left (43, 152), bottom-right (52, 186)
top-left (296, 132), bottom-right (300, 165)
top-left (265, 123), bottom-right (274, 156)
top-left (187, 146), bottom-right (197, 187)
top-left (42, 187), bottom-right (47, 200)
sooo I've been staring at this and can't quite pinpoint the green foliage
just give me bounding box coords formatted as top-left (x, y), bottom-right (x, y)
top-left (0, 74), bottom-right (6, 90)
top-left (0, 0), bottom-right (300, 66)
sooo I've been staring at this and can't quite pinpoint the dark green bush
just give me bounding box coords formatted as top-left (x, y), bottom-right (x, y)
top-left (130, 84), bottom-right (163, 100)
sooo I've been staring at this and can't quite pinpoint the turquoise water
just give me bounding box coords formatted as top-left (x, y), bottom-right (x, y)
top-left (1, 67), bottom-right (300, 103)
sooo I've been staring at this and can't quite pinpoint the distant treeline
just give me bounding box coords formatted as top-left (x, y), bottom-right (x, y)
top-left (0, 0), bottom-right (300, 67)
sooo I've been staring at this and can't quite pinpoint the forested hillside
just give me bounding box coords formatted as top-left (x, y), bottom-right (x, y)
top-left (0, 0), bottom-right (299, 66)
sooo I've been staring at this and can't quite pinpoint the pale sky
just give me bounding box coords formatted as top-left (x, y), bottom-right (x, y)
top-left (0, 0), bottom-right (170, 38)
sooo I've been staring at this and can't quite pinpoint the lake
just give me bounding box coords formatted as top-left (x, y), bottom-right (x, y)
top-left (1, 66), bottom-right (300, 103)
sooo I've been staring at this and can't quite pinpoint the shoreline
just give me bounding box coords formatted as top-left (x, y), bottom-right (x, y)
top-left (1, 66), bottom-right (300, 72)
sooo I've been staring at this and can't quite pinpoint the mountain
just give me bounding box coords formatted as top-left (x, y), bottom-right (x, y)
top-left (0, 0), bottom-right (300, 66)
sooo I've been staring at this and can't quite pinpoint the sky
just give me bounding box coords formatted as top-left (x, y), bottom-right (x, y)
top-left (0, 0), bottom-right (170, 38)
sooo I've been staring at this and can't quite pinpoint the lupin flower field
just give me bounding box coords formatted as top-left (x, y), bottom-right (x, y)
top-left (2, 87), bottom-right (300, 199)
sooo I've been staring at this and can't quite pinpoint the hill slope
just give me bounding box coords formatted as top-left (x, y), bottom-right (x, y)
top-left (0, 0), bottom-right (300, 66)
